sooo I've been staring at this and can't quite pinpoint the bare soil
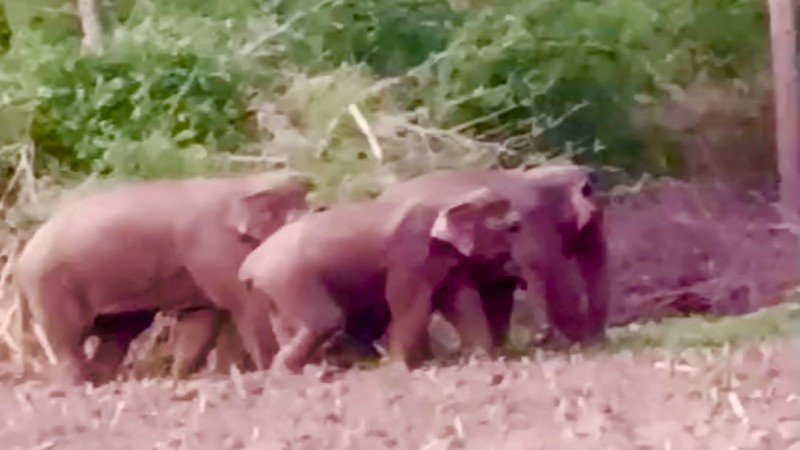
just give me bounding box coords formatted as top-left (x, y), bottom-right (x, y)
top-left (0, 338), bottom-right (797, 450)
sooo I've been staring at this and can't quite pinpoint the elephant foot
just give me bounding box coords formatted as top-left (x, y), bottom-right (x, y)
top-left (55, 359), bottom-right (110, 387)
top-left (320, 332), bottom-right (382, 369)
top-left (274, 325), bottom-right (342, 375)
top-left (271, 352), bottom-right (305, 376)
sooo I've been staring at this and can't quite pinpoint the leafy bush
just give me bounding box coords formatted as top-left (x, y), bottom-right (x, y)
top-left (396, 0), bottom-right (767, 172)
top-left (0, 0), bottom-right (770, 187)
top-left (272, 0), bottom-right (463, 76)
top-left (30, 50), bottom-right (251, 175)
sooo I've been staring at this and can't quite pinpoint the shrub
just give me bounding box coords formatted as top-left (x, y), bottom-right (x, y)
top-left (0, 0), bottom-right (770, 186)
top-left (30, 50), bottom-right (251, 176)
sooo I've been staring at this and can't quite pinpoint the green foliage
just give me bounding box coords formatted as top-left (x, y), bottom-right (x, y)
top-left (30, 50), bottom-right (250, 175)
top-left (607, 301), bottom-right (800, 351)
top-left (272, 0), bottom-right (462, 76)
top-left (0, 0), bottom-right (770, 188)
top-left (398, 0), bottom-right (767, 171)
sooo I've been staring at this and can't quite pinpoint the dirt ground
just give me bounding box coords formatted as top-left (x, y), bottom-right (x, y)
top-left (0, 338), bottom-right (797, 450)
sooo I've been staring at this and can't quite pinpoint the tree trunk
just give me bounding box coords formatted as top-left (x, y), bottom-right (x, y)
top-left (769, 0), bottom-right (800, 217)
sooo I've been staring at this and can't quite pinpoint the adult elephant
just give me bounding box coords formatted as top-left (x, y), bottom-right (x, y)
top-left (376, 163), bottom-right (610, 349)
top-left (14, 171), bottom-right (312, 385)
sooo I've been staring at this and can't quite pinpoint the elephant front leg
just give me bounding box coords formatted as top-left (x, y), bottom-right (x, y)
top-left (438, 280), bottom-right (494, 358)
top-left (538, 265), bottom-right (587, 344)
top-left (575, 219), bottom-right (610, 343)
top-left (34, 288), bottom-right (106, 385)
top-left (50, 332), bottom-right (95, 385)
top-left (386, 271), bottom-right (434, 368)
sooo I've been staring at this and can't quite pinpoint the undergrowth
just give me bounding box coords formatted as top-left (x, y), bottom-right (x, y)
top-left (605, 299), bottom-right (800, 352)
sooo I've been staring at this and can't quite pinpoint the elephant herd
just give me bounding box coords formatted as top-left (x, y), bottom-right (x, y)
top-left (13, 163), bottom-right (610, 385)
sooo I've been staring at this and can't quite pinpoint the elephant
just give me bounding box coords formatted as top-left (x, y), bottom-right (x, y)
top-left (14, 171), bottom-right (312, 385)
top-left (375, 164), bottom-right (610, 348)
top-left (238, 186), bottom-right (523, 374)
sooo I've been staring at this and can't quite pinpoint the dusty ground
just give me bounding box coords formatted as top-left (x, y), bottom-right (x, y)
top-left (0, 337), bottom-right (797, 450)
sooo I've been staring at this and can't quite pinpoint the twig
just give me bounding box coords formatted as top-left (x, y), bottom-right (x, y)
top-left (32, 323), bottom-right (57, 366)
top-left (446, 104), bottom-right (519, 134)
top-left (0, 142), bottom-right (36, 210)
top-left (347, 104), bottom-right (384, 161)
top-left (77, 0), bottom-right (104, 54)
top-left (314, 77), bottom-right (403, 158)
top-left (0, 300), bottom-right (21, 356)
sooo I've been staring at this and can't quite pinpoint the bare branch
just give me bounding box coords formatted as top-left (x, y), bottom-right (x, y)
top-left (77, 0), bottom-right (104, 54)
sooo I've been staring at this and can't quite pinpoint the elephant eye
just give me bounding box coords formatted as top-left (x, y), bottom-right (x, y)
top-left (581, 182), bottom-right (593, 197)
top-left (507, 222), bottom-right (521, 233)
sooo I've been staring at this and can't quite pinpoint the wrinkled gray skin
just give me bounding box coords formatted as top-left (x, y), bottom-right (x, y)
top-left (377, 164), bottom-right (610, 347)
top-left (239, 187), bottom-right (522, 373)
top-left (14, 173), bottom-right (311, 385)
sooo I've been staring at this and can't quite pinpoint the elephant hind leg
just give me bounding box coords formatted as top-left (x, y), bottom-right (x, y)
top-left (272, 292), bottom-right (345, 374)
top-left (229, 299), bottom-right (281, 372)
top-left (169, 308), bottom-right (227, 379)
top-left (275, 324), bottom-right (342, 374)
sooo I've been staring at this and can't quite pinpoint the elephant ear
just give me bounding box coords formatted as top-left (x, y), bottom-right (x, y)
top-left (230, 179), bottom-right (309, 241)
top-left (430, 187), bottom-right (512, 257)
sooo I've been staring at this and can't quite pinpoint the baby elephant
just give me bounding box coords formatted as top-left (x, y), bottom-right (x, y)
top-left (239, 187), bottom-right (522, 374)
top-left (14, 171), bottom-right (311, 385)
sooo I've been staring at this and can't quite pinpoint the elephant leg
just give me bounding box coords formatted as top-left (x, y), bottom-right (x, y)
top-left (386, 271), bottom-right (434, 368)
top-left (574, 217), bottom-right (610, 343)
top-left (437, 281), bottom-right (494, 357)
top-left (212, 315), bottom-right (253, 374)
top-left (344, 303), bottom-right (391, 349)
top-left (229, 304), bottom-right (280, 372)
top-left (320, 303), bottom-right (391, 367)
top-left (539, 265), bottom-right (586, 343)
top-left (50, 328), bottom-right (94, 385)
top-left (169, 308), bottom-right (226, 378)
top-left (477, 277), bottom-right (519, 348)
top-left (274, 325), bottom-right (341, 374)
top-left (90, 310), bottom-right (157, 383)
top-left (33, 286), bottom-right (98, 384)
top-left (272, 292), bottom-right (344, 374)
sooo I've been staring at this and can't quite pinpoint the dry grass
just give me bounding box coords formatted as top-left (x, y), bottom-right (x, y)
top-left (0, 337), bottom-right (796, 449)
